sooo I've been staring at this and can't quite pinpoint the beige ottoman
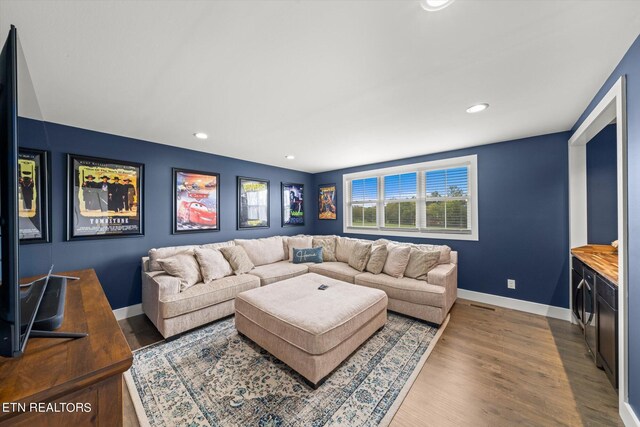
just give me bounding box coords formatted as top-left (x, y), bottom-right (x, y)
top-left (235, 272), bottom-right (388, 388)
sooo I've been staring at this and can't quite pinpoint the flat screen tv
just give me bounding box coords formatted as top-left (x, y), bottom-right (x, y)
top-left (0, 25), bottom-right (23, 357)
top-left (0, 26), bottom-right (86, 358)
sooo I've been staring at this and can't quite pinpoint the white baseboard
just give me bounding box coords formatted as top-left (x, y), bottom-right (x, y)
top-left (113, 303), bottom-right (143, 321)
top-left (621, 401), bottom-right (640, 427)
top-left (457, 289), bottom-right (572, 321)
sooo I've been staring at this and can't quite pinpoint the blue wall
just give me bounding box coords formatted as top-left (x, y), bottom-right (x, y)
top-left (18, 118), bottom-right (314, 310)
top-left (587, 124), bottom-right (618, 244)
top-left (313, 132), bottom-right (571, 309)
top-left (572, 33), bottom-right (640, 417)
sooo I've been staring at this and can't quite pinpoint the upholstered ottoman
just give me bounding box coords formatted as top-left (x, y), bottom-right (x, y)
top-left (235, 273), bottom-right (388, 387)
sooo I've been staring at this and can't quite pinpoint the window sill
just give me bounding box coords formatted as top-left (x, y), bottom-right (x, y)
top-left (344, 226), bottom-right (479, 241)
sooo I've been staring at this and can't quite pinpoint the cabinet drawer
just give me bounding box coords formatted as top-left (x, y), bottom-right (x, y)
top-left (597, 276), bottom-right (617, 309)
top-left (572, 257), bottom-right (584, 276)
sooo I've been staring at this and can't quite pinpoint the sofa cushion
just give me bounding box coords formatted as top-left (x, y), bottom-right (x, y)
top-left (355, 273), bottom-right (446, 307)
top-left (149, 244), bottom-right (200, 272)
top-left (194, 247), bottom-right (233, 283)
top-left (312, 236), bottom-right (337, 262)
top-left (292, 247), bottom-right (323, 264)
top-left (250, 260), bottom-right (309, 286)
top-left (234, 236), bottom-right (285, 266)
top-left (335, 237), bottom-right (359, 263)
top-left (200, 240), bottom-right (235, 251)
top-left (219, 246), bottom-right (255, 275)
top-left (156, 251), bottom-right (203, 291)
top-left (375, 238), bottom-right (452, 264)
top-left (286, 235), bottom-right (313, 260)
top-left (366, 244), bottom-right (388, 274)
top-left (234, 273), bottom-right (387, 355)
top-left (159, 274), bottom-right (260, 318)
top-left (404, 248), bottom-right (441, 280)
top-left (382, 244), bottom-right (411, 278)
top-left (308, 261), bottom-right (362, 284)
top-left (348, 241), bottom-right (372, 272)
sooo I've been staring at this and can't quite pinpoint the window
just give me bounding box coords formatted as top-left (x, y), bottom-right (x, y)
top-left (344, 155), bottom-right (478, 241)
top-left (384, 172), bottom-right (417, 228)
top-left (350, 177), bottom-right (378, 227)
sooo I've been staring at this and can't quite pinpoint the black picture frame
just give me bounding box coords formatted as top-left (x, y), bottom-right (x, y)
top-left (172, 168), bottom-right (220, 234)
top-left (281, 182), bottom-right (305, 227)
top-left (318, 183), bottom-right (337, 220)
top-left (66, 154), bottom-right (144, 241)
top-left (18, 148), bottom-right (51, 243)
top-left (237, 176), bottom-right (270, 230)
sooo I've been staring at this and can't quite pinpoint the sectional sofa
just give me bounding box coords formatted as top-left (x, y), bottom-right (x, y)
top-left (141, 235), bottom-right (458, 338)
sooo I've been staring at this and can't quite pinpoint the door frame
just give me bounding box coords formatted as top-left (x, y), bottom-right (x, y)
top-left (568, 76), bottom-right (633, 424)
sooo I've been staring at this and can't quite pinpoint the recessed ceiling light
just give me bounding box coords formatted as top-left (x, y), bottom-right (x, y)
top-left (466, 103), bottom-right (489, 114)
top-left (194, 132), bottom-right (208, 140)
top-left (420, 0), bottom-right (455, 12)
top-left (285, 155), bottom-right (295, 160)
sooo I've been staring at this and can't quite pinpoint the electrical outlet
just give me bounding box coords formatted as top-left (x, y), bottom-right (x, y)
top-left (507, 279), bottom-right (516, 289)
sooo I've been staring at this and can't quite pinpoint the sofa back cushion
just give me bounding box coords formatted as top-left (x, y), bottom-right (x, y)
top-left (312, 236), bottom-right (337, 262)
top-left (375, 238), bottom-right (451, 264)
top-left (219, 246), bottom-right (255, 275)
top-left (348, 241), bottom-right (372, 272)
top-left (335, 237), bottom-right (370, 263)
top-left (286, 235), bottom-right (313, 261)
top-left (382, 244), bottom-right (412, 278)
top-left (156, 251), bottom-right (202, 291)
top-left (149, 244), bottom-right (201, 272)
top-left (366, 244), bottom-right (388, 274)
top-left (291, 247), bottom-right (323, 264)
top-left (194, 248), bottom-right (233, 283)
top-left (234, 236), bottom-right (284, 266)
top-left (403, 248), bottom-right (441, 280)
top-left (200, 240), bottom-right (235, 251)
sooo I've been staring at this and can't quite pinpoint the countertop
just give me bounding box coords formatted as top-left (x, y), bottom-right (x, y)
top-left (571, 245), bottom-right (619, 285)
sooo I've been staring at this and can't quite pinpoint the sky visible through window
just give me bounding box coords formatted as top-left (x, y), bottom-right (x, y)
top-left (426, 167), bottom-right (468, 197)
top-left (351, 177), bottom-right (378, 201)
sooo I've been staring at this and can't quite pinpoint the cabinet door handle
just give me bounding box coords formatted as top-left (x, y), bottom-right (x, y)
top-left (577, 279), bottom-right (585, 290)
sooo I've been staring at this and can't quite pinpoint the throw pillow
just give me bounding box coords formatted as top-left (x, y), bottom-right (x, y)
top-left (219, 246), bottom-right (254, 275)
top-left (312, 237), bottom-right (337, 262)
top-left (382, 244), bottom-right (412, 278)
top-left (348, 241), bottom-right (373, 272)
top-left (292, 247), bottom-right (323, 264)
top-left (366, 244), bottom-right (388, 274)
top-left (404, 248), bottom-right (441, 280)
top-left (157, 251), bottom-right (202, 291)
top-left (234, 236), bottom-right (284, 266)
top-left (194, 247), bottom-right (233, 283)
top-left (286, 235), bottom-right (313, 261)
top-left (335, 237), bottom-right (358, 263)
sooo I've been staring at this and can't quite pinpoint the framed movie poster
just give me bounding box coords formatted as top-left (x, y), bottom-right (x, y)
top-left (281, 182), bottom-right (304, 226)
top-left (318, 183), bottom-right (337, 220)
top-left (173, 168), bottom-right (220, 234)
top-left (237, 176), bottom-right (269, 229)
top-left (18, 149), bottom-right (50, 243)
top-left (67, 154), bottom-right (144, 240)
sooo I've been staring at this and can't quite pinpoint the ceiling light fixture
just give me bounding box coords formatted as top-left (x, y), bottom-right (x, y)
top-left (466, 103), bottom-right (489, 114)
top-left (193, 132), bottom-right (208, 140)
top-left (285, 155), bottom-right (295, 160)
top-left (420, 0), bottom-right (455, 12)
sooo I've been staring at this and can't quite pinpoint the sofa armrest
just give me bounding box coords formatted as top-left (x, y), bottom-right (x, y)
top-left (141, 271), bottom-right (180, 326)
top-left (142, 256), bottom-right (151, 273)
top-left (427, 262), bottom-right (458, 313)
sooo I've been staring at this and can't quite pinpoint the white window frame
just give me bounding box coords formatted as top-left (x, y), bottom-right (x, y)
top-left (343, 155), bottom-right (479, 241)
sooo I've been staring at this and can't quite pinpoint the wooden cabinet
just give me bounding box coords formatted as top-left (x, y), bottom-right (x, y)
top-left (0, 269), bottom-right (132, 426)
top-left (596, 275), bottom-right (618, 389)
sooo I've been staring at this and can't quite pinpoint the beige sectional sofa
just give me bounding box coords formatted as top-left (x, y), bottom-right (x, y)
top-left (142, 234), bottom-right (457, 338)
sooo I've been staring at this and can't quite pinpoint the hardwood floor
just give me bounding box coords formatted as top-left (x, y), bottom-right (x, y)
top-left (119, 299), bottom-right (622, 426)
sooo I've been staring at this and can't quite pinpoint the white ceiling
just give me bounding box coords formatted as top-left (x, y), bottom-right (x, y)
top-left (2, 0), bottom-right (640, 173)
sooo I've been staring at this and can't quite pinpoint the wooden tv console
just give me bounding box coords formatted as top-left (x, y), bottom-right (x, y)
top-left (0, 269), bottom-right (132, 426)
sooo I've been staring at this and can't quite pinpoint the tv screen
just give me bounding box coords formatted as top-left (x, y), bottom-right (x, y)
top-left (0, 25), bottom-right (22, 357)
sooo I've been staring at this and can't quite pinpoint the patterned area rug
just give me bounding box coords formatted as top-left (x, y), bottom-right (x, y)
top-left (125, 312), bottom-right (448, 427)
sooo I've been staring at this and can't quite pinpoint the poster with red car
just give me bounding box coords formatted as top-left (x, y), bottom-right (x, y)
top-left (173, 168), bottom-right (220, 233)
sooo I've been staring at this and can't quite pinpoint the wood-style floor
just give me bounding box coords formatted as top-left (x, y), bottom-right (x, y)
top-left (119, 299), bottom-right (622, 426)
